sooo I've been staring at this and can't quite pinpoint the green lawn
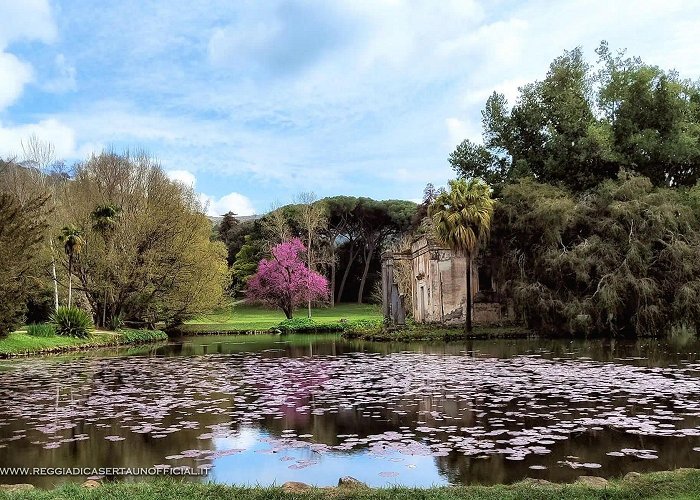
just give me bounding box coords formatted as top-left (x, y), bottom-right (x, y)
top-left (2, 469), bottom-right (700, 499)
top-left (0, 330), bottom-right (167, 358)
top-left (181, 302), bottom-right (381, 333)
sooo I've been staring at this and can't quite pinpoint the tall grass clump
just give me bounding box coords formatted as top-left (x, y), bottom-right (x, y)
top-left (26, 323), bottom-right (56, 337)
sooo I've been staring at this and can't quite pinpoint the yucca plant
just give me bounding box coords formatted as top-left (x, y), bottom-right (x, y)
top-left (50, 306), bottom-right (93, 338)
top-left (26, 323), bottom-right (56, 337)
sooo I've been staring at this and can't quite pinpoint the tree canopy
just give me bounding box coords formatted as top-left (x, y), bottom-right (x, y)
top-left (246, 238), bottom-right (329, 319)
top-left (451, 42), bottom-right (700, 194)
top-left (0, 191), bottom-right (49, 336)
top-left (61, 152), bottom-right (228, 327)
top-left (494, 172), bottom-right (700, 336)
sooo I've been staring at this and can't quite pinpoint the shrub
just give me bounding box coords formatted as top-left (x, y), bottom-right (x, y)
top-left (276, 317), bottom-right (346, 333)
top-left (26, 323), bottom-right (56, 337)
top-left (109, 313), bottom-right (124, 331)
top-left (342, 319), bottom-right (383, 336)
top-left (50, 307), bottom-right (93, 338)
top-left (277, 317), bottom-right (318, 333)
top-left (118, 328), bottom-right (168, 343)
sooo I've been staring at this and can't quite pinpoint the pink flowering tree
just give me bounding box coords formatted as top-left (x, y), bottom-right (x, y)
top-left (247, 238), bottom-right (329, 319)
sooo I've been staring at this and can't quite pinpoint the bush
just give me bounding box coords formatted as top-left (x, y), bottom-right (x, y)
top-left (342, 319), bottom-right (383, 336)
top-left (26, 323), bottom-right (56, 337)
top-left (109, 313), bottom-right (125, 331)
top-left (118, 328), bottom-right (168, 343)
top-left (276, 317), bottom-right (345, 333)
top-left (50, 307), bottom-right (93, 338)
top-left (277, 317), bottom-right (317, 333)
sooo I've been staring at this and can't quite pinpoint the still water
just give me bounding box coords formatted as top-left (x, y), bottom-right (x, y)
top-left (1, 334), bottom-right (700, 487)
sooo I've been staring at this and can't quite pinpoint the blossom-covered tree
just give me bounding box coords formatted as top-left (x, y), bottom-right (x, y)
top-left (247, 238), bottom-right (329, 319)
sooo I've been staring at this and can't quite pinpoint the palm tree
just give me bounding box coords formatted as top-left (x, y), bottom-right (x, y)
top-left (91, 204), bottom-right (121, 235)
top-left (91, 204), bottom-right (121, 327)
top-left (58, 225), bottom-right (84, 308)
top-left (429, 179), bottom-right (494, 333)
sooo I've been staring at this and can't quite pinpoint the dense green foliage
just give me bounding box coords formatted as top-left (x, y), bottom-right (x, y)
top-left (0, 187), bottom-right (49, 337)
top-left (0, 152), bottom-right (228, 332)
top-left (50, 306), bottom-right (93, 338)
top-left (343, 323), bottom-right (527, 341)
top-left (451, 42), bottom-right (700, 194)
top-left (217, 212), bottom-right (254, 268)
top-left (117, 328), bottom-right (168, 343)
top-left (26, 323), bottom-right (56, 338)
top-left (276, 317), bottom-right (343, 333)
top-left (495, 172), bottom-right (700, 336)
top-left (64, 152), bottom-right (228, 327)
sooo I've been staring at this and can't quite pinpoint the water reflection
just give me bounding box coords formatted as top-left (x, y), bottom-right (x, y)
top-left (1, 334), bottom-right (700, 487)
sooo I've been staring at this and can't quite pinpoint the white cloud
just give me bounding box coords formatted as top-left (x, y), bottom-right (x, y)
top-left (167, 169), bottom-right (256, 216)
top-left (41, 54), bottom-right (77, 93)
top-left (166, 169), bottom-right (196, 188)
top-left (0, 53), bottom-right (33, 110)
top-left (0, 0), bottom-right (56, 47)
top-left (445, 117), bottom-right (476, 146)
top-left (0, 0), bottom-right (56, 111)
top-left (0, 118), bottom-right (77, 160)
top-left (201, 192), bottom-right (257, 217)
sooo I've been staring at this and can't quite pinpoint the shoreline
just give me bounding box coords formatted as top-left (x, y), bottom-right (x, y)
top-left (0, 329), bottom-right (168, 359)
top-left (341, 324), bottom-right (532, 342)
top-left (1, 468), bottom-right (699, 498)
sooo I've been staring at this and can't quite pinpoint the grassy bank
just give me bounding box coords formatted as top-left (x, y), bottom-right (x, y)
top-left (2, 469), bottom-right (700, 499)
top-left (0, 329), bottom-right (168, 358)
top-left (342, 322), bottom-right (531, 342)
top-left (178, 303), bottom-right (381, 334)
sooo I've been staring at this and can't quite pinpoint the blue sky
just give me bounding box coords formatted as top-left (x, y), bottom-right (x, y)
top-left (1, 0), bottom-right (700, 215)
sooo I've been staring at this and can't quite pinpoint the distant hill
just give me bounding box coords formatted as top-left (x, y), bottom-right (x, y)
top-left (207, 214), bottom-right (262, 226)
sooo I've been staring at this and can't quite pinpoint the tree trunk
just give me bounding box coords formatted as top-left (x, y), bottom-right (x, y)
top-left (67, 254), bottom-right (73, 308)
top-left (336, 243), bottom-right (356, 304)
top-left (50, 239), bottom-right (59, 311)
top-left (357, 246), bottom-right (374, 304)
top-left (330, 249), bottom-right (336, 307)
top-left (357, 239), bottom-right (379, 304)
top-left (307, 227), bottom-right (312, 319)
top-left (102, 289), bottom-right (107, 328)
top-left (465, 257), bottom-right (472, 334)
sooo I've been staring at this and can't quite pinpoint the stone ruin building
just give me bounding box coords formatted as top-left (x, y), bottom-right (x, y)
top-left (381, 235), bottom-right (511, 326)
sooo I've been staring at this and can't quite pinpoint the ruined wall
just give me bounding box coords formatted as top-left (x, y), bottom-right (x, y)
top-left (382, 236), bottom-right (511, 327)
top-left (408, 236), bottom-right (509, 326)
top-left (411, 238), bottom-right (473, 324)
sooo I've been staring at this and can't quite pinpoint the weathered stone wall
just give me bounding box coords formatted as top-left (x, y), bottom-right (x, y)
top-left (410, 237), bottom-right (477, 324)
top-left (472, 303), bottom-right (505, 326)
top-left (404, 236), bottom-right (509, 326)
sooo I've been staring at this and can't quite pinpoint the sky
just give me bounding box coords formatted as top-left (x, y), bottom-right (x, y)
top-left (1, 0), bottom-right (700, 216)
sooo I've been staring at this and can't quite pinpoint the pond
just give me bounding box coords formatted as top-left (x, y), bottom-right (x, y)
top-left (1, 334), bottom-right (700, 487)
